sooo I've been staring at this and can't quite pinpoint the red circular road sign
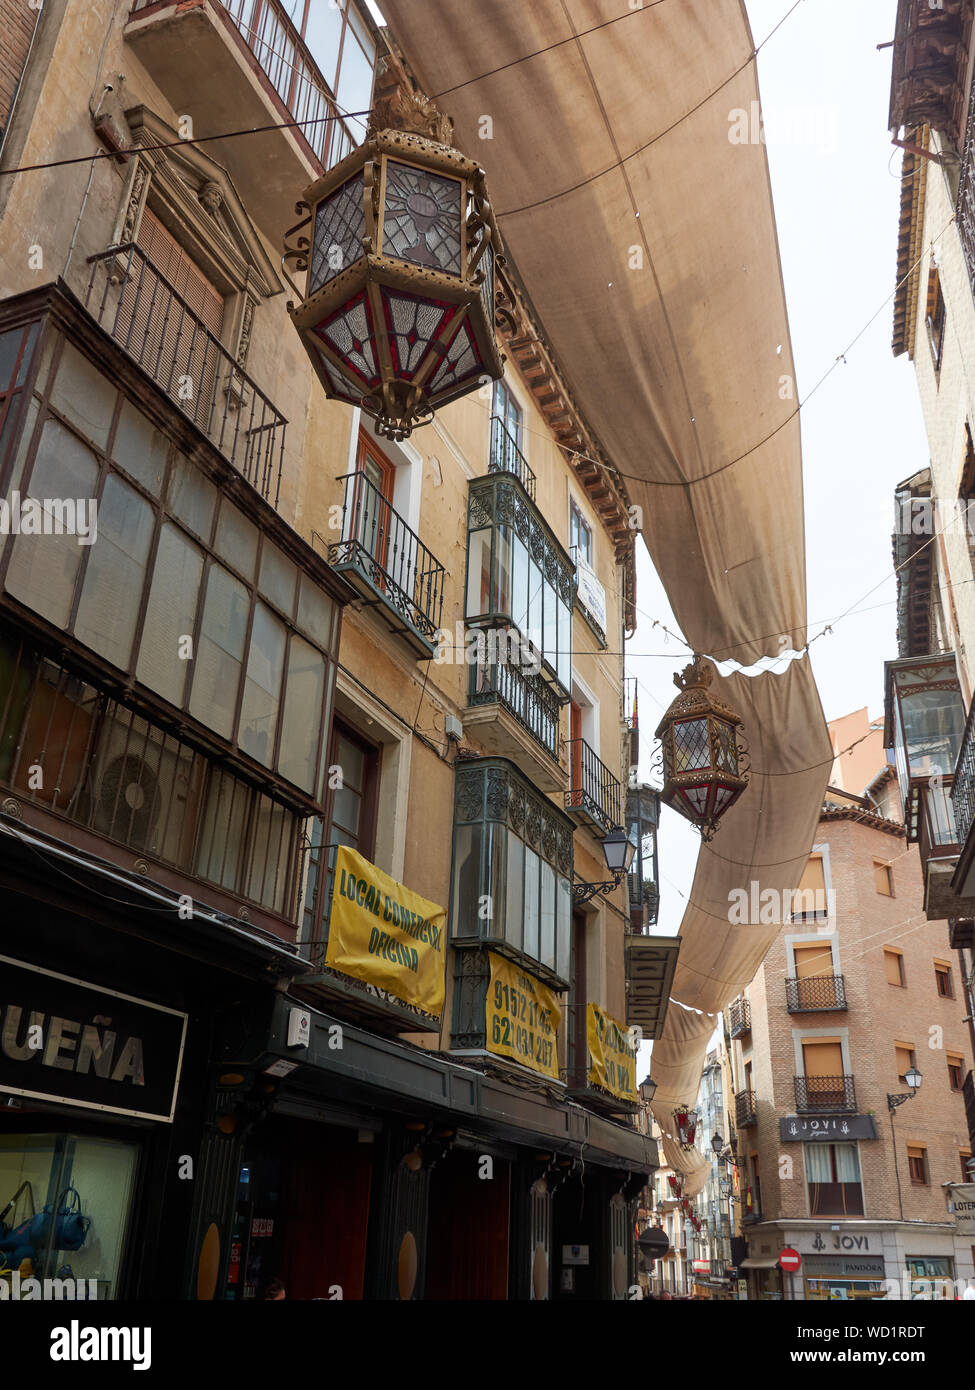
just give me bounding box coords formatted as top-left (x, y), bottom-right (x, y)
top-left (779, 1247), bottom-right (801, 1273)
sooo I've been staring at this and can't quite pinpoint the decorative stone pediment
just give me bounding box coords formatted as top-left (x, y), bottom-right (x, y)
top-left (119, 105), bottom-right (281, 300)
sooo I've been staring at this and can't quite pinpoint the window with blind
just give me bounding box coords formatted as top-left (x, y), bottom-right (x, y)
top-left (907, 1145), bottom-right (928, 1185)
top-left (948, 1054), bottom-right (964, 1090)
top-left (805, 1142), bottom-right (863, 1217)
top-left (874, 860), bottom-right (893, 895)
top-left (792, 853), bottom-right (827, 919)
top-left (895, 1043), bottom-right (916, 1083)
top-left (884, 948), bottom-right (905, 987)
top-left (801, 1039), bottom-right (846, 1109)
top-left (935, 961), bottom-right (953, 997)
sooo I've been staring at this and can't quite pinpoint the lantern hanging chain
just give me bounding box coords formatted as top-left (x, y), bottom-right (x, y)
top-left (0, 107), bottom-right (375, 178)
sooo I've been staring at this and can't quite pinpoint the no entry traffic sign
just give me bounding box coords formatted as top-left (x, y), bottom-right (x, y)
top-left (779, 1247), bottom-right (801, 1273)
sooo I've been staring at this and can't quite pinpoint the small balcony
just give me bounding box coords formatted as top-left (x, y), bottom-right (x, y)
top-left (785, 975), bottom-right (848, 1013)
top-left (794, 1075), bottom-right (857, 1114)
top-left (328, 471), bottom-right (445, 658)
top-left (727, 997), bottom-right (751, 1039)
top-left (488, 414), bottom-right (536, 500)
top-left (623, 932), bottom-right (680, 1039)
top-left (125, 0), bottom-right (364, 240)
top-left (735, 1091), bottom-right (757, 1128)
top-left (565, 738), bottom-right (623, 834)
top-left (465, 651), bottom-right (567, 793)
top-left (952, 694), bottom-right (975, 907)
top-left (85, 243), bottom-right (285, 506)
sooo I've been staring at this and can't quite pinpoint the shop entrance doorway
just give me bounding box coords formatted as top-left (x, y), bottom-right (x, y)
top-left (425, 1148), bottom-right (510, 1299)
top-left (223, 1115), bottom-right (372, 1300)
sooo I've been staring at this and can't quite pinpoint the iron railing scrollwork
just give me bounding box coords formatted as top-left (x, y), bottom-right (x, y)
top-left (794, 1074), bottom-right (857, 1114)
top-left (785, 975), bottom-right (848, 1013)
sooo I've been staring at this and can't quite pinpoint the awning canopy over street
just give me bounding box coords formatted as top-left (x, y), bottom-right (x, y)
top-left (381, 0), bottom-right (832, 1189)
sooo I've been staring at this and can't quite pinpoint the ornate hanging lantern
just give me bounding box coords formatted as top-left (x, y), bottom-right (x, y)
top-left (655, 657), bottom-right (748, 842)
top-left (667, 1173), bottom-right (682, 1198)
top-left (673, 1105), bottom-right (698, 1150)
top-left (285, 58), bottom-right (504, 441)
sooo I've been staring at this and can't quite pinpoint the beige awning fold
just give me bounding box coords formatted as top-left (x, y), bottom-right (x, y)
top-left (379, 0), bottom-right (831, 1172)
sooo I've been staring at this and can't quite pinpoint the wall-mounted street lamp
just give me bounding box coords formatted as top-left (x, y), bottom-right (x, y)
top-left (639, 1076), bottom-right (658, 1105)
top-left (888, 1066), bottom-right (923, 1222)
top-left (888, 1066), bottom-right (923, 1112)
top-left (573, 826), bottom-right (636, 904)
top-left (711, 1131), bottom-right (724, 1155)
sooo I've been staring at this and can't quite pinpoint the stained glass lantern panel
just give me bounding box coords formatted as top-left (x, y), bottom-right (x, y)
top-left (382, 161), bottom-right (463, 274)
top-left (313, 290), bottom-right (381, 390)
top-left (380, 288), bottom-right (459, 378)
top-left (310, 173), bottom-right (366, 294)
top-left (673, 717), bottom-right (710, 773)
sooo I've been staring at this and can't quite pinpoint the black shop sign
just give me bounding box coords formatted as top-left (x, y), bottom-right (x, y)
top-left (779, 1114), bottom-right (878, 1142)
top-left (0, 956), bottom-right (187, 1121)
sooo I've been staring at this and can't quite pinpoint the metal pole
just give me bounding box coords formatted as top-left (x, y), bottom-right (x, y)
top-left (889, 1105), bottom-right (905, 1221)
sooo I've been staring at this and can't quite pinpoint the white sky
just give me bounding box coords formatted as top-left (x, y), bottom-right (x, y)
top-left (631, 0), bottom-right (928, 1071)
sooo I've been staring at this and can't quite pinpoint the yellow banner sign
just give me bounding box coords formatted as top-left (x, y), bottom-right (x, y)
top-left (485, 951), bottom-right (561, 1079)
top-left (586, 1003), bottom-right (637, 1101)
top-left (326, 846), bottom-right (446, 1016)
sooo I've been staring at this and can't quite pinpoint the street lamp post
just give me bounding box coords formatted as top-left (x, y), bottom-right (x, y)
top-left (573, 826), bottom-right (636, 904)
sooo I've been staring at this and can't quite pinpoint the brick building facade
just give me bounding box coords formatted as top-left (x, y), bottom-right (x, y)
top-left (730, 713), bottom-right (974, 1300)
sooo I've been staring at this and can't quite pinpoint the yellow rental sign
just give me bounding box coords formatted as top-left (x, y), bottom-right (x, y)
top-left (485, 952), bottom-right (561, 1080)
top-left (326, 846), bottom-right (446, 1016)
top-left (586, 1003), bottom-right (637, 1102)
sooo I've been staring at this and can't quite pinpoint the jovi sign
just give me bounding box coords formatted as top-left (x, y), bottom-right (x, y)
top-left (586, 1002), bottom-right (637, 1102)
top-left (326, 846), bottom-right (446, 1016)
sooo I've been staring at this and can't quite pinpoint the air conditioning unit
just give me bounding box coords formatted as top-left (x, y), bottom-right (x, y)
top-left (80, 711), bottom-right (204, 860)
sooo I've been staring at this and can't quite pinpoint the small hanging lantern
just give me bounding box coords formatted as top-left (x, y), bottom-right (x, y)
top-left (673, 1105), bottom-right (698, 1150)
top-left (655, 657), bottom-right (748, 842)
top-left (667, 1173), bottom-right (682, 1198)
top-left (285, 57), bottom-right (504, 441)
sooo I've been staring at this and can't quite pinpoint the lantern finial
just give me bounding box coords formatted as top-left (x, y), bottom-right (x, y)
top-left (368, 51), bottom-right (455, 144)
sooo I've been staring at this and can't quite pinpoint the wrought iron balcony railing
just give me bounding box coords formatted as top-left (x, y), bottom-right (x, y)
top-left (565, 737), bottom-right (623, 833)
top-left (85, 243), bottom-right (285, 505)
top-left (469, 653), bottom-right (561, 763)
top-left (785, 974), bottom-right (848, 1013)
top-left (489, 414), bottom-right (536, 500)
top-left (735, 1091), bottom-right (757, 1127)
top-left (130, 0), bottom-right (359, 172)
top-left (727, 997), bottom-right (751, 1038)
top-left (328, 471), bottom-right (445, 654)
top-left (953, 694), bottom-right (975, 849)
top-left (794, 1074), bottom-right (857, 1114)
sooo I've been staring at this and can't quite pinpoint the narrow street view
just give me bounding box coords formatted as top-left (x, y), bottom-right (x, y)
top-left (0, 0), bottom-right (971, 1364)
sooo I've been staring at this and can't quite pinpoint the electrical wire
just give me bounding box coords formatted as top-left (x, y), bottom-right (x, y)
top-left (0, 107), bottom-right (373, 178)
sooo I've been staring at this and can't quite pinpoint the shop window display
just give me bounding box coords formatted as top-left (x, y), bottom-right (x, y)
top-left (0, 1133), bottom-right (138, 1298)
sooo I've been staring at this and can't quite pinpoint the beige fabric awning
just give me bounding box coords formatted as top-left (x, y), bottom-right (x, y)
top-left (379, 0), bottom-right (831, 1171)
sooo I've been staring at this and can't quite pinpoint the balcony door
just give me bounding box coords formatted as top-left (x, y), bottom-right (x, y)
top-left (793, 943), bottom-right (834, 1009)
top-left (801, 1039), bottom-right (844, 1108)
top-left (352, 434), bottom-right (396, 579)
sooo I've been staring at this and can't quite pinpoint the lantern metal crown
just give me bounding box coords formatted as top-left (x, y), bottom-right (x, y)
top-left (654, 657), bottom-right (748, 842)
top-left (285, 62), bottom-right (505, 441)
